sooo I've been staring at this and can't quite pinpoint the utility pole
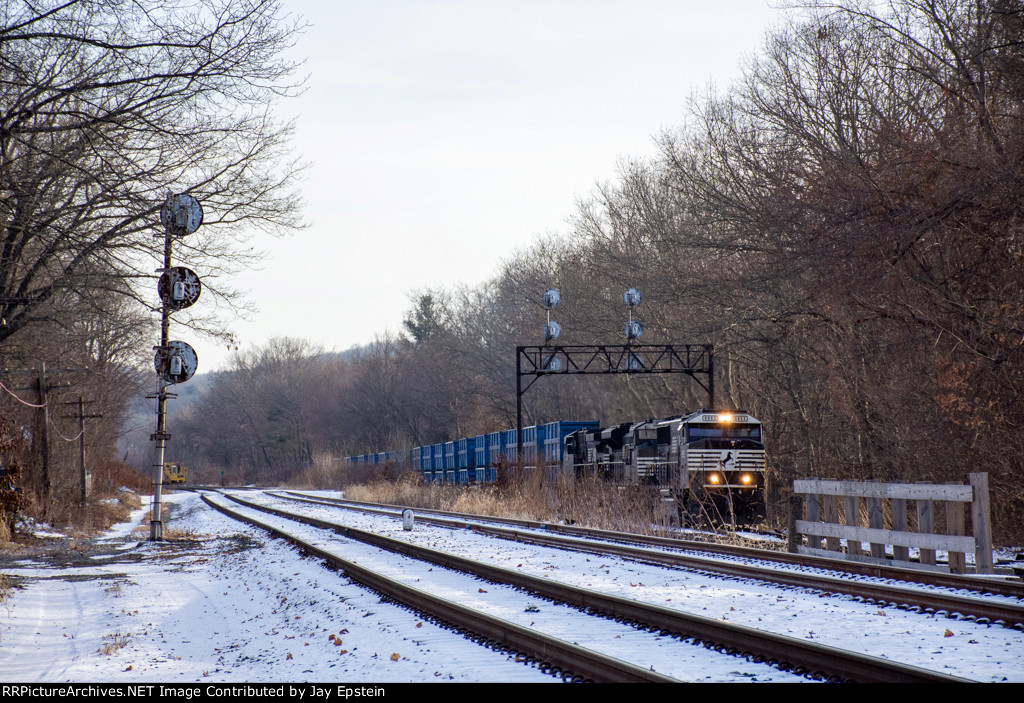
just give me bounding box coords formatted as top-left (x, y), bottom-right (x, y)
top-left (31, 363), bottom-right (73, 503)
top-left (1, 365), bottom-right (81, 508)
top-left (36, 361), bottom-right (50, 500)
top-left (64, 397), bottom-right (102, 505)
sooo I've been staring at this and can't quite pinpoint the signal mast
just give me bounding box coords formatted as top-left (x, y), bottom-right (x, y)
top-left (149, 193), bottom-right (203, 540)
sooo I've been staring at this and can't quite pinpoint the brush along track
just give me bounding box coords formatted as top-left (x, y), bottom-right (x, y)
top-left (271, 491), bottom-right (1024, 631)
top-left (213, 490), bottom-right (971, 683)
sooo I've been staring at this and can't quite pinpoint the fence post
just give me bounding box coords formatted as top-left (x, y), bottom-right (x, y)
top-left (787, 494), bottom-right (802, 553)
top-left (915, 483), bottom-right (936, 566)
top-left (805, 481), bottom-right (821, 550)
top-left (947, 499), bottom-right (966, 575)
top-left (969, 472), bottom-right (993, 574)
top-left (892, 498), bottom-right (909, 562)
top-left (843, 493), bottom-right (861, 556)
top-left (823, 493), bottom-right (840, 552)
top-left (868, 480), bottom-right (885, 559)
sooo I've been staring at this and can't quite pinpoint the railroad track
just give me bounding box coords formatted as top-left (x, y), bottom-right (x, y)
top-left (279, 490), bottom-right (1024, 595)
top-left (201, 493), bottom-right (675, 683)
top-left (206, 490), bottom-right (973, 682)
top-left (270, 491), bottom-right (1024, 630)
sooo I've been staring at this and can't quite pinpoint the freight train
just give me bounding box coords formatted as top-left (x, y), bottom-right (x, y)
top-left (346, 410), bottom-right (767, 524)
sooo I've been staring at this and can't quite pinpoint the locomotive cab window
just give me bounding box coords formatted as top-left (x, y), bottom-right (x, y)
top-left (685, 424), bottom-right (762, 443)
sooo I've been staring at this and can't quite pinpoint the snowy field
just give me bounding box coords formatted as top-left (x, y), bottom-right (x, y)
top-left (0, 490), bottom-right (1021, 683)
top-left (0, 492), bottom-right (551, 683)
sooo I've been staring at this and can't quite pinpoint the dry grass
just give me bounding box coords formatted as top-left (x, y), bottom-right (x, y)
top-left (98, 631), bottom-right (130, 655)
top-left (15, 483), bottom-right (143, 539)
top-left (343, 472), bottom-right (455, 510)
top-left (10, 454), bottom-right (149, 540)
top-left (286, 459), bottom-right (346, 491)
top-left (342, 469), bottom-right (682, 536)
top-left (91, 459), bottom-right (150, 495)
top-left (336, 467), bottom-right (781, 549)
top-left (309, 460), bottom-right (774, 543)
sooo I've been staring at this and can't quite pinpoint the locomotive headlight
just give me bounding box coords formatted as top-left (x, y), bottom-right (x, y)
top-left (708, 473), bottom-right (721, 484)
top-left (719, 413), bottom-right (733, 423)
top-left (740, 473), bottom-right (753, 485)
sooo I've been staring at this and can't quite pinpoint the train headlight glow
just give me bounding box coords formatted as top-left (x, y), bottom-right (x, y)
top-left (719, 413), bottom-right (733, 423)
top-left (708, 473), bottom-right (721, 484)
top-left (740, 473), bottom-right (753, 485)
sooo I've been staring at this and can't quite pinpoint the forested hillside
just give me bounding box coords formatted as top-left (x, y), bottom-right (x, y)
top-left (172, 2), bottom-right (1024, 540)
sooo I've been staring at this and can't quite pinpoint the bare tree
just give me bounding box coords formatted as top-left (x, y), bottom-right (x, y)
top-left (644, 0), bottom-right (1024, 534)
top-left (0, 0), bottom-right (305, 349)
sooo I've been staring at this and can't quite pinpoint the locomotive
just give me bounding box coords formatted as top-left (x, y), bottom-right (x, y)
top-left (346, 410), bottom-right (767, 525)
top-left (563, 410), bottom-right (767, 524)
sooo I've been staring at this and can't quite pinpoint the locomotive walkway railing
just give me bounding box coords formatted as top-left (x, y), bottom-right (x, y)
top-left (788, 473), bottom-right (994, 575)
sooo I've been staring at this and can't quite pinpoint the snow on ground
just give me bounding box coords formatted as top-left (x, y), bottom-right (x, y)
top-left (208, 494), bottom-right (808, 682)
top-left (0, 490), bottom-right (1021, 683)
top-left (0, 492), bottom-right (549, 683)
top-left (244, 492), bottom-right (1024, 683)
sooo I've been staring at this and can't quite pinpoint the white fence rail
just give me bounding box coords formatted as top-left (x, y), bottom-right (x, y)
top-left (789, 473), bottom-right (993, 575)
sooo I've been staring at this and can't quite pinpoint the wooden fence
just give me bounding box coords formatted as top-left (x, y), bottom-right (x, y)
top-left (789, 473), bottom-right (993, 574)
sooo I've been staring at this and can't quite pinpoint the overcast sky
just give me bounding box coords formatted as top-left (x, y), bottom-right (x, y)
top-left (185, 0), bottom-right (785, 373)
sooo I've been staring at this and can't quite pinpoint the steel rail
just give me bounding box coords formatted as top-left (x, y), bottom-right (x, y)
top-left (474, 522), bottom-right (1024, 629)
top-left (199, 493), bottom-right (677, 683)
top-left (233, 491), bottom-right (973, 683)
top-left (271, 491), bottom-right (1024, 629)
top-left (281, 491), bottom-right (1024, 599)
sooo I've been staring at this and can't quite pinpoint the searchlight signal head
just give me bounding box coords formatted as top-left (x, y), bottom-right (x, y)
top-left (623, 288), bottom-right (642, 343)
top-left (542, 290), bottom-right (561, 344)
top-left (158, 266), bottom-right (201, 311)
